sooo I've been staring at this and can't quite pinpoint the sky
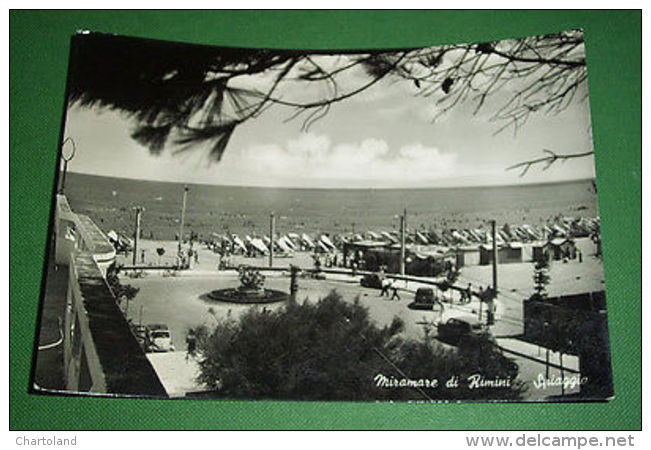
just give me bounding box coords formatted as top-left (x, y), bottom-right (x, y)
top-left (63, 45), bottom-right (597, 189)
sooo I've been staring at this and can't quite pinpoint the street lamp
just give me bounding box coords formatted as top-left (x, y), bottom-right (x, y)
top-left (178, 185), bottom-right (189, 254)
top-left (59, 137), bottom-right (76, 194)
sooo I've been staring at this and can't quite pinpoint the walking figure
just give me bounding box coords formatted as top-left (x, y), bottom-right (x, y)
top-left (380, 278), bottom-right (390, 297)
top-left (186, 330), bottom-right (197, 360)
top-left (391, 285), bottom-right (401, 301)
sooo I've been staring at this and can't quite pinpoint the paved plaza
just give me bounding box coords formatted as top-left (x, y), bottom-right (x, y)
top-left (119, 240), bottom-right (601, 399)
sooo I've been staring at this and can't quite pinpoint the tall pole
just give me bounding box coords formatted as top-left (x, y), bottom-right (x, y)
top-left (269, 212), bottom-right (275, 267)
top-left (60, 160), bottom-right (69, 194)
top-left (489, 219), bottom-right (498, 326)
top-left (400, 211), bottom-right (406, 276)
top-left (178, 185), bottom-right (189, 253)
top-left (404, 208), bottom-right (408, 233)
top-left (132, 206), bottom-right (144, 266)
top-left (491, 220), bottom-right (498, 292)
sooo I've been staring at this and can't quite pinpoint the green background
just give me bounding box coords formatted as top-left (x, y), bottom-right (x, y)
top-left (10, 10), bottom-right (641, 430)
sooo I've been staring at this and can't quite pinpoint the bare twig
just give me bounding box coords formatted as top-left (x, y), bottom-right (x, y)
top-left (506, 149), bottom-right (594, 177)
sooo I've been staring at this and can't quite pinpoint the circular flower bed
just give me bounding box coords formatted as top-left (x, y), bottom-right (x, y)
top-left (207, 287), bottom-right (288, 304)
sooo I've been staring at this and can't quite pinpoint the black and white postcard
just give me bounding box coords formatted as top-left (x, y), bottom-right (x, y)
top-left (32, 30), bottom-right (613, 402)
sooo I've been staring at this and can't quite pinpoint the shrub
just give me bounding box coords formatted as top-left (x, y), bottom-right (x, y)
top-left (192, 290), bottom-right (525, 401)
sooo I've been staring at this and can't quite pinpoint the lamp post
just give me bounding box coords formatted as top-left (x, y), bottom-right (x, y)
top-left (132, 206), bottom-right (145, 266)
top-left (400, 208), bottom-right (407, 276)
top-left (488, 219), bottom-right (498, 326)
top-left (178, 185), bottom-right (189, 254)
top-left (59, 137), bottom-right (76, 194)
top-left (269, 212), bottom-right (275, 267)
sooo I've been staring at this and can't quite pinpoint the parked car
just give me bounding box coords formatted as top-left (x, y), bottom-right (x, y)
top-left (457, 332), bottom-right (520, 379)
top-left (147, 324), bottom-right (175, 352)
top-left (410, 288), bottom-right (444, 310)
top-left (360, 274), bottom-right (383, 289)
top-left (436, 316), bottom-right (487, 346)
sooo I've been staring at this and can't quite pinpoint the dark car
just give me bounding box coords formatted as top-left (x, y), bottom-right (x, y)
top-left (457, 332), bottom-right (519, 379)
top-left (360, 274), bottom-right (383, 289)
top-left (410, 288), bottom-right (439, 310)
top-left (437, 316), bottom-right (486, 346)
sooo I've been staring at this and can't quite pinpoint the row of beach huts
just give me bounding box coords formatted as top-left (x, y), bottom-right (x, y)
top-left (204, 216), bottom-right (599, 258)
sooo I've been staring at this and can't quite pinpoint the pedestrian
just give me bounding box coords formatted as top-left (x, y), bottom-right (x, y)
top-left (140, 249), bottom-right (146, 264)
top-left (186, 329), bottom-right (196, 358)
top-left (466, 283), bottom-right (472, 304)
top-left (194, 249), bottom-right (199, 264)
top-left (578, 249), bottom-right (583, 263)
top-left (391, 284), bottom-right (401, 301)
top-left (380, 278), bottom-right (390, 297)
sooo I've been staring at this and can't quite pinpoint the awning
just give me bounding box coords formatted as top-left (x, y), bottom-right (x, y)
top-left (320, 235), bottom-right (336, 250)
top-left (250, 238), bottom-right (269, 254)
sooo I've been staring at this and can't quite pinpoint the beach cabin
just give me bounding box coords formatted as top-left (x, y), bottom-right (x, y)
top-left (548, 238), bottom-right (577, 260)
top-left (359, 244), bottom-right (454, 277)
top-left (342, 240), bottom-right (388, 269)
top-left (479, 243), bottom-right (523, 265)
top-left (532, 238), bottom-right (577, 262)
top-left (405, 247), bottom-right (456, 277)
top-left (364, 247), bottom-right (401, 273)
top-left (454, 246), bottom-right (480, 267)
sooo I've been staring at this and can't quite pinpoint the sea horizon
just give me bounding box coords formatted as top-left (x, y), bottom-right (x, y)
top-left (62, 172), bottom-right (599, 242)
top-left (65, 170), bottom-right (597, 193)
